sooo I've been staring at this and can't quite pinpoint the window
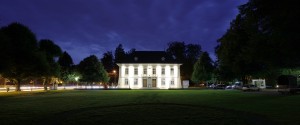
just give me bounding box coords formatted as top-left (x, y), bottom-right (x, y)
top-left (162, 68), bottom-right (165, 75)
top-left (161, 79), bottom-right (165, 86)
top-left (125, 79), bottom-right (128, 85)
top-left (125, 68), bottom-right (128, 75)
top-left (152, 68), bottom-right (156, 75)
top-left (134, 67), bottom-right (138, 75)
top-left (171, 80), bottom-right (174, 85)
top-left (171, 68), bottom-right (174, 75)
top-left (143, 67), bottom-right (147, 75)
top-left (134, 79), bottom-right (138, 85)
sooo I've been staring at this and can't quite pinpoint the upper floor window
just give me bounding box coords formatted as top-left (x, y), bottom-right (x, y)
top-left (171, 68), bottom-right (174, 75)
top-left (162, 68), bottom-right (165, 75)
top-left (152, 68), bottom-right (156, 75)
top-left (125, 68), bottom-right (129, 75)
top-left (143, 68), bottom-right (147, 75)
top-left (134, 67), bottom-right (138, 75)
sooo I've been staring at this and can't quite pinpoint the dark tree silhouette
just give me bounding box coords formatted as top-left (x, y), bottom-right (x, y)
top-left (58, 51), bottom-right (75, 88)
top-left (101, 51), bottom-right (114, 73)
top-left (0, 23), bottom-right (49, 91)
top-left (78, 55), bottom-right (109, 86)
top-left (216, 0), bottom-right (300, 85)
top-left (114, 44), bottom-right (126, 63)
top-left (191, 52), bottom-right (214, 85)
top-left (58, 51), bottom-right (74, 68)
top-left (39, 39), bottom-right (62, 90)
top-left (166, 41), bottom-right (202, 84)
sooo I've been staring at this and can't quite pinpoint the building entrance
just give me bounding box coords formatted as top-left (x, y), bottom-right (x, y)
top-left (143, 77), bottom-right (157, 88)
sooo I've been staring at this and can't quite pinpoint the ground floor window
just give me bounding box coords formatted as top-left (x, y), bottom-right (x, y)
top-left (171, 79), bottom-right (174, 85)
top-left (134, 79), bottom-right (138, 85)
top-left (161, 78), bottom-right (165, 86)
top-left (125, 79), bottom-right (128, 85)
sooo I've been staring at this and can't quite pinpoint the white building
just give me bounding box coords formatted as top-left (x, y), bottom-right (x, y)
top-left (117, 51), bottom-right (182, 89)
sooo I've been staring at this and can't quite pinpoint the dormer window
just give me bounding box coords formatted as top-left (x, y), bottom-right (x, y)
top-left (161, 57), bottom-right (165, 61)
top-left (134, 57), bottom-right (138, 61)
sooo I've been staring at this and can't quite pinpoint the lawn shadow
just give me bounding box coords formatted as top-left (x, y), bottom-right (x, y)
top-left (43, 103), bottom-right (277, 125)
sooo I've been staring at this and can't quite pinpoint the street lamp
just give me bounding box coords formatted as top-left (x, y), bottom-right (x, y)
top-left (113, 70), bottom-right (116, 87)
top-left (75, 76), bottom-right (79, 88)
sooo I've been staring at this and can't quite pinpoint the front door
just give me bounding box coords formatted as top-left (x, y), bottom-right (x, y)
top-left (143, 79), bottom-right (147, 87)
top-left (152, 79), bottom-right (156, 87)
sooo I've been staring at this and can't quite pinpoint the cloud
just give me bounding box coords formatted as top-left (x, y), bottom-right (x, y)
top-left (0, 0), bottom-right (248, 63)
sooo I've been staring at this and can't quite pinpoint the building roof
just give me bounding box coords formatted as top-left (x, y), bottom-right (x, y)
top-left (118, 51), bottom-right (180, 64)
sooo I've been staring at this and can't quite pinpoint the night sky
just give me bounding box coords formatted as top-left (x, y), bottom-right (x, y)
top-left (0, 0), bottom-right (248, 64)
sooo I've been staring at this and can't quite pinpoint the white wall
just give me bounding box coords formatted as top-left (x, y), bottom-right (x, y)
top-left (117, 63), bottom-right (181, 89)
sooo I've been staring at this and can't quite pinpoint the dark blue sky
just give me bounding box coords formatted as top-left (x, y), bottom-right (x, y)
top-left (0, 0), bottom-right (248, 64)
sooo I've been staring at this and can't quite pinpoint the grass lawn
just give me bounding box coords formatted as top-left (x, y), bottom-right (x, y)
top-left (0, 90), bottom-right (299, 125)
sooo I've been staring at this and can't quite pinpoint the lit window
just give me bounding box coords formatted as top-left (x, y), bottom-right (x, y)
top-left (171, 80), bottom-right (174, 85)
top-left (162, 68), bottom-right (165, 75)
top-left (143, 67), bottom-right (147, 75)
top-left (134, 68), bottom-right (138, 75)
top-left (152, 68), bottom-right (156, 75)
top-left (125, 68), bottom-right (128, 75)
top-left (125, 79), bottom-right (128, 85)
top-left (134, 79), bottom-right (138, 85)
top-left (171, 68), bottom-right (174, 75)
top-left (161, 79), bottom-right (165, 86)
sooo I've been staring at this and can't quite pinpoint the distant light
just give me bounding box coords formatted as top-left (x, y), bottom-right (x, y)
top-left (113, 70), bottom-right (116, 73)
top-left (75, 77), bottom-right (79, 81)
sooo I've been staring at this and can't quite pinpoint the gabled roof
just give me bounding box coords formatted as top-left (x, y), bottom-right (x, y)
top-left (118, 51), bottom-right (180, 64)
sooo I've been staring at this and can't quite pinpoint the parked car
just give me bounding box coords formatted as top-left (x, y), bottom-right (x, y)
top-left (208, 84), bottom-right (216, 89)
top-left (232, 83), bottom-right (242, 89)
top-left (242, 84), bottom-right (260, 91)
top-left (225, 85), bottom-right (233, 89)
top-left (214, 84), bottom-right (226, 89)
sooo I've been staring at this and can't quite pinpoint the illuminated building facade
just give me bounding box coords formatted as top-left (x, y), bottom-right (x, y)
top-left (117, 51), bottom-right (181, 89)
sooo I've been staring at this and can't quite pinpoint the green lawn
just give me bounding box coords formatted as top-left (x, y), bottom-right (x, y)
top-left (0, 90), bottom-right (299, 125)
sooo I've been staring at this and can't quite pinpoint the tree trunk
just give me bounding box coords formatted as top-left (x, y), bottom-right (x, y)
top-left (15, 79), bottom-right (21, 91)
top-left (43, 78), bottom-right (48, 91)
top-left (242, 75), bottom-right (251, 85)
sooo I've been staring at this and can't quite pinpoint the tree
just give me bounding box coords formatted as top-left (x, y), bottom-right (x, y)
top-left (191, 52), bottom-right (214, 85)
top-left (114, 44), bottom-right (126, 63)
top-left (78, 55), bottom-right (109, 86)
top-left (186, 44), bottom-right (202, 64)
top-left (184, 44), bottom-right (202, 82)
top-left (166, 41), bottom-right (202, 83)
top-left (58, 51), bottom-right (73, 68)
top-left (58, 51), bottom-right (74, 88)
top-left (39, 39), bottom-right (62, 90)
top-left (0, 28), bottom-right (10, 72)
top-left (0, 22), bottom-right (49, 91)
top-left (216, 0), bottom-right (300, 85)
top-left (101, 51), bottom-right (114, 73)
top-left (166, 42), bottom-right (186, 62)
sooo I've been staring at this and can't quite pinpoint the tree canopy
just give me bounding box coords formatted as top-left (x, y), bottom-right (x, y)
top-left (39, 39), bottom-right (62, 78)
top-left (0, 23), bottom-right (49, 91)
top-left (191, 52), bottom-right (214, 84)
top-left (114, 44), bottom-right (126, 63)
top-left (58, 51), bottom-right (75, 85)
top-left (216, 0), bottom-right (300, 83)
top-left (78, 55), bottom-right (109, 84)
top-left (58, 51), bottom-right (74, 68)
top-left (101, 51), bottom-right (114, 73)
top-left (166, 41), bottom-right (202, 83)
